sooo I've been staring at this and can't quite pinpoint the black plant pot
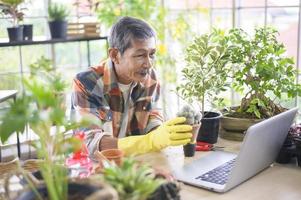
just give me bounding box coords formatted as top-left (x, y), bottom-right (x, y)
top-left (23, 24), bottom-right (33, 41)
top-left (49, 20), bottom-right (67, 39)
top-left (294, 136), bottom-right (301, 167)
top-left (197, 111), bottom-right (221, 144)
top-left (276, 135), bottom-right (296, 164)
top-left (7, 26), bottom-right (23, 42)
top-left (148, 182), bottom-right (180, 200)
top-left (183, 143), bottom-right (196, 157)
top-left (16, 183), bottom-right (99, 200)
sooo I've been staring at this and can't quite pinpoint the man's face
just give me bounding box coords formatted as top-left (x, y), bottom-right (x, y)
top-left (114, 37), bottom-right (156, 84)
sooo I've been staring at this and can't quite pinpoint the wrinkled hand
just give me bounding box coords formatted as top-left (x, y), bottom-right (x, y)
top-left (150, 117), bottom-right (192, 150)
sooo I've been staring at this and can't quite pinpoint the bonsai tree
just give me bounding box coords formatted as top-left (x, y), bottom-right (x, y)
top-left (0, 60), bottom-right (101, 199)
top-left (226, 27), bottom-right (301, 119)
top-left (176, 29), bottom-right (232, 117)
top-left (48, 3), bottom-right (69, 39)
top-left (0, 0), bottom-right (24, 27)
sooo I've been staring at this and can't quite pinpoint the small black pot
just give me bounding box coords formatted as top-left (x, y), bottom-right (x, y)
top-left (7, 26), bottom-right (23, 42)
top-left (23, 24), bottom-right (33, 41)
top-left (197, 111), bottom-right (221, 144)
top-left (183, 143), bottom-right (196, 157)
top-left (49, 20), bottom-right (67, 39)
top-left (49, 21), bottom-right (68, 39)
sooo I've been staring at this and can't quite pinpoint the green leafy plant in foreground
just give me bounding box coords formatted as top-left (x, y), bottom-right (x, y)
top-left (0, 58), bottom-right (101, 200)
top-left (103, 158), bottom-right (163, 200)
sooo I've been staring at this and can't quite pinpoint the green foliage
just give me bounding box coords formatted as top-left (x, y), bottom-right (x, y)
top-left (0, 96), bottom-right (31, 143)
top-left (0, 57), bottom-right (101, 200)
top-left (95, 0), bottom-right (156, 29)
top-left (227, 27), bottom-right (301, 118)
top-left (48, 3), bottom-right (69, 21)
top-left (176, 105), bottom-right (201, 125)
top-left (103, 157), bottom-right (163, 200)
top-left (0, 0), bottom-right (24, 26)
top-left (29, 56), bottom-right (67, 95)
top-left (176, 29), bottom-right (231, 117)
top-left (29, 56), bottom-right (53, 76)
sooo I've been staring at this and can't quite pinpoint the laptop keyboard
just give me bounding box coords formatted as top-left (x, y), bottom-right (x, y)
top-left (195, 159), bottom-right (236, 185)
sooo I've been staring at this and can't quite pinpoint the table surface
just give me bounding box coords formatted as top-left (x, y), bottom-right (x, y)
top-left (135, 138), bottom-right (301, 200)
top-left (0, 90), bottom-right (18, 103)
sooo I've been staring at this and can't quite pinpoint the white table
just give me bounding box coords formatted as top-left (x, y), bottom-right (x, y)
top-left (135, 138), bottom-right (301, 200)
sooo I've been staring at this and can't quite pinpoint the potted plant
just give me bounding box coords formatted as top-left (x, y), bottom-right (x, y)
top-left (48, 3), bottom-right (69, 39)
top-left (220, 27), bottom-right (301, 141)
top-left (102, 157), bottom-right (180, 200)
top-left (176, 105), bottom-right (201, 157)
top-left (176, 29), bottom-right (232, 144)
top-left (0, 59), bottom-right (113, 199)
top-left (0, 0), bottom-right (25, 42)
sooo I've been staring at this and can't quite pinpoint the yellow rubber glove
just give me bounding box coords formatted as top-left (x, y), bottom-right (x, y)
top-left (118, 117), bottom-right (192, 156)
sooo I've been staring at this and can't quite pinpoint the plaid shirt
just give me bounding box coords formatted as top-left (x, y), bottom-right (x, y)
top-left (71, 59), bottom-right (163, 153)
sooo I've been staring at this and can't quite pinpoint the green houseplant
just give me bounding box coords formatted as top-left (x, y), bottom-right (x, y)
top-left (0, 0), bottom-right (25, 41)
top-left (176, 29), bottom-right (232, 144)
top-left (220, 27), bottom-right (301, 141)
top-left (103, 157), bottom-right (168, 200)
top-left (48, 3), bottom-right (69, 39)
top-left (0, 58), bottom-right (108, 199)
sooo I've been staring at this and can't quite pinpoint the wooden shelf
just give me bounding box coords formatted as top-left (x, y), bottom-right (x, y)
top-left (0, 36), bottom-right (107, 47)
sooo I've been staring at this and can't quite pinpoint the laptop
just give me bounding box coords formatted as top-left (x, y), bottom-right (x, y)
top-left (172, 107), bottom-right (298, 193)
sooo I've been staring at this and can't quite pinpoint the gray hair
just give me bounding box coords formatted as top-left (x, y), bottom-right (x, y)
top-left (109, 16), bottom-right (156, 55)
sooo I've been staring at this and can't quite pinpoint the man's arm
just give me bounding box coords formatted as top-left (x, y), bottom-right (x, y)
top-left (71, 74), bottom-right (115, 156)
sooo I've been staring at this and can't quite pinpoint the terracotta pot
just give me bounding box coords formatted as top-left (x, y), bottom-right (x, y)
top-left (96, 149), bottom-right (124, 168)
top-left (191, 124), bottom-right (201, 143)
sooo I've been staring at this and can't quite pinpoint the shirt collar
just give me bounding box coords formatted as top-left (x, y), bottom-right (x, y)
top-left (103, 59), bottom-right (139, 95)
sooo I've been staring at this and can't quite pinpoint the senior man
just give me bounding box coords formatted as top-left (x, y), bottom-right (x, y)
top-left (71, 16), bottom-right (192, 156)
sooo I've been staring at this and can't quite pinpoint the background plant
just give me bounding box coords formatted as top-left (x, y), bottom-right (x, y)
top-left (176, 29), bottom-right (232, 117)
top-left (103, 157), bottom-right (163, 200)
top-left (0, 0), bottom-right (24, 27)
top-left (227, 27), bottom-right (301, 119)
top-left (48, 3), bottom-right (69, 21)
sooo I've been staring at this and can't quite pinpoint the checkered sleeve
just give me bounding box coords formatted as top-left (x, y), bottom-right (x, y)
top-left (71, 70), bottom-right (112, 156)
